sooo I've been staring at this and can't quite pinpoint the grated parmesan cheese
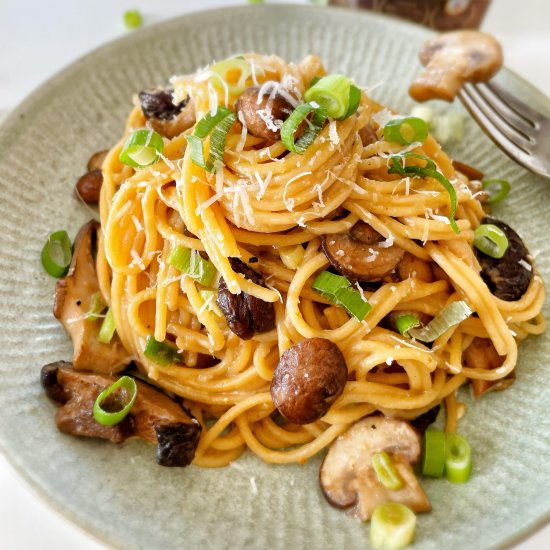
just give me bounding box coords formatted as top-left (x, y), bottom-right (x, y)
top-left (328, 120), bottom-right (340, 147)
top-left (518, 259), bottom-right (532, 272)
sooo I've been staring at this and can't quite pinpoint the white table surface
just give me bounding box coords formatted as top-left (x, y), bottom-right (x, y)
top-left (1, 1), bottom-right (549, 549)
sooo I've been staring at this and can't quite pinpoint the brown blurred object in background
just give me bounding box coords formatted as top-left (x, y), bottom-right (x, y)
top-left (329, 0), bottom-right (491, 30)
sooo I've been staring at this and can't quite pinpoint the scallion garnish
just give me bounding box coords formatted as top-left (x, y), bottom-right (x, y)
top-left (186, 107), bottom-right (236, 172)
top-left (123, 10), bottom-right (143, 30)
top-left (97, 308), bottom-right (116, 344)
top-left (144, 336), bottom-right (182, 366)
top-left (384, 117), bottom-right (429, 145)
top-left (482, 179), bottom-right (510, 204)
top-left (370, 503), bottom-right (416, 550)
top-left (407, 300), bottom-right (472, 342)
top-left (85, 292), bottom-right (107, 321)
top-left (372, 451), bottom-right (403, 490)
top-left (311, 271), bottom-right (371, 321)
top-left (119, 129), bottom-right (164, 168)
top-left (388, 152), bottom-right (460, 234)
top-left (304, 74), bottom-right (360, 120)
top-left (93, 376), bottom-right (137, 426)
top-left (421, 430), bottom-right (446, 478)
top-left (211, 58), bottom-right (253, 96)
top-left (445, 433), bottom-right (472, 484)
top-left (280, 103), bottom-right (328, 154)
top-left (473, 224), bottom-right (509, 259)
top-left (41, 230), bottom-right (72, 278)
top-left (167, 246), bottom-right (217, 287)
top-left (394, 313), bottom-right (420, 336)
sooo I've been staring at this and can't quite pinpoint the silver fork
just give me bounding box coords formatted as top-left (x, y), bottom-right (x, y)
top-left (458, 81), bottom-right (550, 179)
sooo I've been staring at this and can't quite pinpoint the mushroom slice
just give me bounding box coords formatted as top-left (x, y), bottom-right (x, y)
top-left (41, 362), bottom-right (201, 467)
top-left (321, 222), bottom-right (404, 282)
top-left (464, 337), bottom-right (514, 397)
top-left (320, 416), bottom-right (431, 521)
top-left (409, 31), bottom-right (503, 102)
top-left (475, 217), bottom-right (533, 301)
top-left (54, 221), bottom-right (131, 374)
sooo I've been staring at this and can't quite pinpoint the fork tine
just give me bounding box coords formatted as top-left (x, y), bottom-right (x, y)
top-left (459, 85), bottom-right (535, 169)
top-left (460, 84), bottom-right (534, 150)
top-left (485, 81), bottom-right (545, 126)
top-left (475, 83), bottom-right (537, 136)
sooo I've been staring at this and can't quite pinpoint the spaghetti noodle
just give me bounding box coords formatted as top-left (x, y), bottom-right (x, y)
top-left (96, 53), bottom-right (545, 468)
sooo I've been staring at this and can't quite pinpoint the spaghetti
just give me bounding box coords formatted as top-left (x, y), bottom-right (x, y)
top-left (96, 53), bottom-right (545, 468)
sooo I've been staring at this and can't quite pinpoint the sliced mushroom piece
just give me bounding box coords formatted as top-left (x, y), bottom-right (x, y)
top-left (40, 362), bottom-right (201, 467)
top-left (321, 222), bottom-right (405, 282)
top-left (320, 416), bottom-right (431, 521)
top-left (358, 122), bottom-right (378, 146)
top-left (139, 88), bottom-right (195, 139)
top-left (235, 86), bottom-right (294, 141)
top-left (409, 31), bottom-right (503, 102)
top-left (216, 257), bottom-right (276, 340)
top-left (75, 169), bottom-right (103, 204)
top-left (54, 221), bottom-right (131, 374)
top-left (87, 150), bottom-right (108, 172)
top-left (475, 217), bottom-right (533, 301)
top-left (270, 338), bottom-right (348, 425)
top-left (464, 337), bottom-right (514, 397)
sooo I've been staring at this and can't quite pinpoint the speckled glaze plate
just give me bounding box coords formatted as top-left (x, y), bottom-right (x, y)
top-left (0, 5), bottom-right (549, 550)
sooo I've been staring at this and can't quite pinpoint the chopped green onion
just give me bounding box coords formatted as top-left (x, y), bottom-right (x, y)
top-left (421, 430), bottom-right (446, 478)
top-left (394, 314), bottom-right (420, 336)
top-left (119, 129), bottom-right (164, 168)
top-left (384, 117), bottom-right (429, 145)
top-left (98, 308), bottom-right (116, 344)
top-left (372, 451), bottom-right (403, 490)
top-left (304, 74), bottom-right (360, 120)
top-left (370, 503), bottom-right (416, 550)
top-left (85, 292), bottom-right (107, 321)
top-left (410, 105), bottom-right (434, 128)
top-left (445, 433), bottom-right (472, 484)
top-left (473, 224), bottom-right (509, 259)
top-left (211, 58), bottom-right (254, 96)
top-left (311, 271), bottom-right (371, 321)
top-left (167, 246), bottom-right (217, 287)
top-left (123, 10), bottom-right (143, 30)
top-left (388, 152), bottom-right (459, 234)
top-left (41, 230), bottom-right (72, 278)
top-left (482, 179), bottom-right (510, 204)
top-left (144, 336), bottom-right (182, 366)
top-left (186, 107), bottom-right (236, 172)
top-left (93, 376), bottom-right (137, 426)
top-left (407, 300), bottom-right (472, 342)
top-left (280, 102), bottom-right (328, 154)
top-left (433, 113), bottom-right (464, 146)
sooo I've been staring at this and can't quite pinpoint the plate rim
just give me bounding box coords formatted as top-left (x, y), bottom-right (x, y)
top-left (0, 5), bottom-right (549, 550)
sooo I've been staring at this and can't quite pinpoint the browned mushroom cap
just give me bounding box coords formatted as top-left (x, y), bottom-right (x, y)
top-left (321, 222), bottom-right (405, 282)
top-left (87, 150), bottom-right (108, 172)
top-left (409, 31), bottom-right (503, 102)
top-left (40, 362), bottom-right (201, 466)
top-left (75, 170), bottom-right (103, 204)
top-left (475, 217), bottom-right (533, 301)
top-left (235, 87), bottom-right (294, 141)
top-left (270, 338), bottom-right (348, 425)
top-left (319, 416), bottom-right (431, 520)
top-left (139, 88), bottom-right (195, 139)
top-left (216, 257), bottom-right (276, 340)
top-left (464, 337), bottom-right (514, 397)
top-left (54, 221), bottom-right (131, 374)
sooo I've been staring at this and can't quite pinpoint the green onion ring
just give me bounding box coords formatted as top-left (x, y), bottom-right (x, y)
top-left (370, 503), bottom-right (416, 550)
top-left (41, 230), bottom-right (72, 278)
top-left (482, 179), bottom-right (511, 204)
top-left (421, 430), bottom-right (446, 478)
top-left (372, 451), bottom-right (403, 490)
top-left (384, 117), bottom-right (429, 145)
top-left (97, 308), bottom-right (116, 344)
top-left (93, 376), bottom-right (138, 426)
top-left (445, 433), bottom-right (472, 484)
top-left (473, 224), bottom-right (509, 259)
top-left (119, 129), bottom-right (164, 168)
top-left (304, 74), bottom-right (359, 120)
top-left (394, 313), bottom-right (421, 336)
top-left (407, 300), bottom-right (472, 342)
top-left (144, 336), bottom-right (182, 366)
top-left (281, 103), bottom-right (328, 155)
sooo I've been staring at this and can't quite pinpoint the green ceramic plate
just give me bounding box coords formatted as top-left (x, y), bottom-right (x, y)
top-left (0, 5), bottom-right (548, 549)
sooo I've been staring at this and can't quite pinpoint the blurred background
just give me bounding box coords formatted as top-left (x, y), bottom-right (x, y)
top-left (0, 1), bottom-right (548, 549)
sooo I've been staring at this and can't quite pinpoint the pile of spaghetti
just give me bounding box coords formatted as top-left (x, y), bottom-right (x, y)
top-left (96, 53), bottom-right (545, 468)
